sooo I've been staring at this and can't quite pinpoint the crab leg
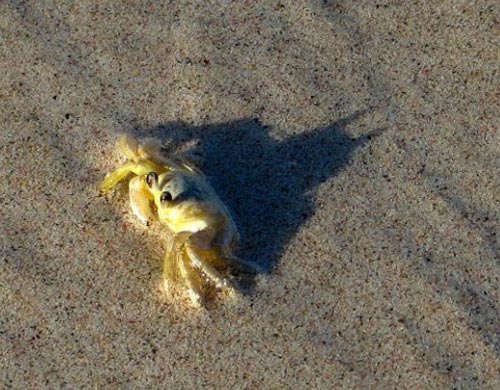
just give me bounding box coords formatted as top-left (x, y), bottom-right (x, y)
top-left (185, 245), bottom-right (234, 290)
top-left (165, 234), bottom-right (204, 304)
top-left (99, 161), bottom-right (138, 191)
top-left (99, 159), bottom-right (165, 191)
top-left (162, 236), bottom-right (179, 283)
top-left (178, 249), bottom-right (204, 304)
top-left (225, 255), bottom-right (264, 274)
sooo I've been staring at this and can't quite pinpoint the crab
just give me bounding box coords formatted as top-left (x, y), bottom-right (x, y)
top-left (99, 134), bottom-right (257, 304)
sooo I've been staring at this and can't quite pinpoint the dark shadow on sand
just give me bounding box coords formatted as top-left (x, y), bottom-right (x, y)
top-left (130, 111), bottom-right (384, 279)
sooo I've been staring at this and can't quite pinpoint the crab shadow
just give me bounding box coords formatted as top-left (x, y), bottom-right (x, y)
top-left (131, 110), bottom-right (384, 286)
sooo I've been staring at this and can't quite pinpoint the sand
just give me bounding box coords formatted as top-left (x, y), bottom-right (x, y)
top-left (1, 1), bottom-right (499, 388)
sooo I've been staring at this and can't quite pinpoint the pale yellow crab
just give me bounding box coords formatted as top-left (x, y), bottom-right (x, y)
top-left (100, 134), bottom-right (256, 304)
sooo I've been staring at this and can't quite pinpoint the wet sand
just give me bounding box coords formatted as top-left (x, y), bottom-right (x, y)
top-left (1, 1), bottom-right (499, 388)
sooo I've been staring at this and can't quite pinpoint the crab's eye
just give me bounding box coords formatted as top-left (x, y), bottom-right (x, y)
top-left (146, 172), bottom-right (157, 187)
top-left (160, 191), bottom-right (173, 202)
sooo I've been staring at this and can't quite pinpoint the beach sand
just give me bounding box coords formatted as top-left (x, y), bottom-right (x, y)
top-left (1, 1), bottom-right (499, 388)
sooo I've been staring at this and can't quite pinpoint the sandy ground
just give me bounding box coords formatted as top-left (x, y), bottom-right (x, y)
top-left (1, 1), bottom-right (499, 389)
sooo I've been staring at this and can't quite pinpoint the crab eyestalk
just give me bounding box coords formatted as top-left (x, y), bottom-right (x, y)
top-left (146, 171), bottom-right (158, 188)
